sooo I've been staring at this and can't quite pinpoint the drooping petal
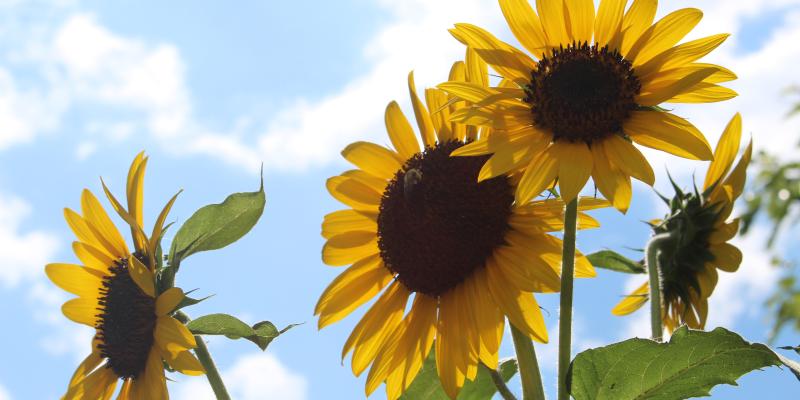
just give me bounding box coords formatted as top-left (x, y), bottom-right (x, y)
top-left (326, 176), bottom-right (382, 211)
top-left (552, 141), bottom-right (593, 203)
top-left (709, 219), bottom-right (739, 244)
top-left (155, 315), bottom-right (197, 357)
top-left (162, 349), bottom-right (205, 376)
top-left (516, 146), bottom-right (559, 204)
top-left (591, 143), bottom-right (633, 212)
top-left (710, 243), bottom-right (742, 273)
top-left (129, 256), bottom-right (156, 298)
top-left (484, 265), bottom-right (548, 343)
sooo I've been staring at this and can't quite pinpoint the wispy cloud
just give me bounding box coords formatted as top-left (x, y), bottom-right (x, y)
top-left (174, 352), bottom-right (307, 400)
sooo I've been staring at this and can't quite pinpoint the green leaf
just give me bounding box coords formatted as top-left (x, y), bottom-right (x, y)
top-left (399, 352), bottom-right (518, 400)
top-left (568, 326), bottom-right (782, 400)
top-left (186, 313), bottom-right (293, 351)
top-left (171, 290), bottom-right (213, 313)
top-left (170, 172), bottom-right (265, 264)
top-left (586, 250), bottom-right (646, 274)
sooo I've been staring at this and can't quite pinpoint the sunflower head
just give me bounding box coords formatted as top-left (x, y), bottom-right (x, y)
top-left (440, 0), bottom-right (736, 211)
top-left (613, 114), bottom-right (752, 332)
top-left (318, 54), bottom-right (605, 399)
top-left (46, 152), bottom-right (203, 399)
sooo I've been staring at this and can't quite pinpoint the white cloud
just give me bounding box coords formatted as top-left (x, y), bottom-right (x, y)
top-left (174, 352), bottom-right (307, 400)
top-left (0, 382), bottom-right (10, 400)
top-left (0, 193), bottom-right (59, 288)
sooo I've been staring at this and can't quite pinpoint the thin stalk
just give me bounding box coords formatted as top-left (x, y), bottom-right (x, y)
top-left (557, 198), bottom-right (578, 400)
top-left (176, 311), bottom-right (231, 400)
top-left (645, 233), bottom-right (673, 342)
top-left (510, 324), bottom-right (545, 400)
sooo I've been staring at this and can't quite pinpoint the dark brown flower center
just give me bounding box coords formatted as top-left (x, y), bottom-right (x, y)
top-left (376, 140), bottom-right (514, 296)
top-left (524, 43), bottom-right (641, 144)
top-left (96, 256), bottom-right (156, 379)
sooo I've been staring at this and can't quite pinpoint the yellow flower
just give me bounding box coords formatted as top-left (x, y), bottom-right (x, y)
top-left (613, 114), bottom-right (752, 332)
top-left (317, 57), bottom-right (604, 400)
top-left (46, 153), bottom-right (203, 399)
top-left (439, 0), bottom-right (736, 212)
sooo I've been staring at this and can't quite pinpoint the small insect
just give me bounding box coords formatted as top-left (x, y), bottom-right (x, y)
top-left (403, 168), bottom-right (423, 202)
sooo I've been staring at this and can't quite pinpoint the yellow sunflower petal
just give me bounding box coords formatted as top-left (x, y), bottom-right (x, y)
top-left (449, 62), bottom-right (469, 141)
top-left (385, 101), bottom-right (421, 160)
top-left (722, 138), bottom-right (753, 200)
top-left (698, 265), bottom-right (719, 298)
top-left (467, 275), bottom-right (504, 368)
top-left (326, 176), bottom-right (382, 211)
top-left (498, 0), bottom-right (548, 56)
top-left (64, 365), bottom-right (117, 400)
top-left (478, 133), bottom-right (549, 181)
top-left (450, 23), bottom-right (537, 84)
top-left (315, 254), bottom-right (394, 328)
top-left (592, 143), bottom-right (632, 212)
top-left (627, 8), bottom-right (703, 66)
top-left (341, 142), bottom-right (403, 180)
top-left (66, 349), bottom-right (104, 389)
top-left (466, 47), bottom-right (489, 87)
top-left (72, 241), bottom-right (114, 273)
top-left (603, 135), bottom-right (655, 185)
top-left (321, 209), bottom-right (378, 239)
top-left (710, 243), bottom-right (742, 273)
top-left (620, 0), bottom-right (658, 55)
top-left (637, 34), bottom-right (731, 79)
top-left (62, 297), bottom-right (99, 327)
top-left (537, 0), bottom-right (570, 48)
top-left (565, 0), bottom-right (594, 44)
top-left (137, 347), bottom-right (168, 400)
top-left (426, 87), bottom-right (453, 141)
top-left (436, 291), bottom-right (467, 399)
top-left (595, 0), bottom-right (626, 48)
top-left (322, 231), bottom-right (379, 267)
top-left (626, 111), bottom-right (713, 160)
top-left (155, 287), bottom-right (184, 316)
top-left (129, 256), bottom-right (156, 298)
top-left (155, 315), bottom-right (197, 357)
top-left (484, 264), bottom-right (548, 343)
top-left (493, 246), bottom-right (561, 293)
top-left (612, 282), bottom-right (649, 315)
top-left (344, 281), bottom-right (410, 376)
top-left (45, 263), bottom-right (102, 298)
top-left (99, 178), bottom-right (148, 255)
top-left (408, 72), bottom-right (437, 147)
top-left (670, 83), bottom-right (737, 104)
top-left (552, 141), bottom-right (593, 203)
top-left (704, 113), bottom-right (742, 190)
top-left (126, 152), bottom-right (147, 229)
top-left (81, 189), bottom-right (129, 258)
top-left (516, 146), bottom-right (559, 204)
top-left (709, 219), bottom-right (740, 244)
top-left (150, 190), bottom-right (181, 256)
top-left (162, 349), bottom-right (205, 376)
top-left (637, 68), bottom-right (716, 106)
top-left (64, 208), bottom-right (102, 249)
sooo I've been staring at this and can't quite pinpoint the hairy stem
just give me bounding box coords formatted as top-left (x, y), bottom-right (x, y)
top-left (510, 324), bottom-right (545, 400)
top-left (176, 311), bottom-right (231, 400)
top-left (646, 233), bottom-right (673, 342)
top-left (557, 198), bottom-right (578, 400)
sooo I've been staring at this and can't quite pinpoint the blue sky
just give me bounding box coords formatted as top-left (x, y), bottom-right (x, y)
top-left (0, 0), bottom-right (799, 399)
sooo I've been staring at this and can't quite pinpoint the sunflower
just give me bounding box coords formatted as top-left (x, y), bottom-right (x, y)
top-left (613, 114), bottom-right (752, 332)
top-left (438, 0), bottom-right (736, 212)
top-left (316, 57), bottom-right (604, 400)
top-left (45, 152), bottom-right (204, 399)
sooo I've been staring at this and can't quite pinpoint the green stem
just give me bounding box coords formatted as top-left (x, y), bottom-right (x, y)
top-left (485, 361), bottom-right (518, 400)
top-left (645, 233), bottom-right (673, 342)
top-left (557, 198), bottom-right (578, 400)
top-left (176, 311), bottom-right (231, 400)
top-left (510, 324), bottom-right (545, 400)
